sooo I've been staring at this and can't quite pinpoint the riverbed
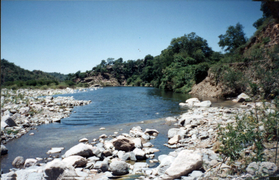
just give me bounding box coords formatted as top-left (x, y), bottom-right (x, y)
top-left (0, 87), bottom-right (239, 173)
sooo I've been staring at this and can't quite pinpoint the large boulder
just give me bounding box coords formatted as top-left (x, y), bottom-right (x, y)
top-left (44, 159), bottom-right (68, 180)
top-left (179, 98), bottom-right (200, 108)
top-left (156, 156), bottom-right (175, 176)
top-left (112, 136), bottom-right (135, 152)
top-left (163, 150), bottom-right (203, 179)
top-left (12, 156), bottom-right (25, 168)
top-left (109, 160), bottom-right (129, 175)
top-left (62, 155), bottom-right (87, 167)
top-left (63, 143), bottom-right (95, 158)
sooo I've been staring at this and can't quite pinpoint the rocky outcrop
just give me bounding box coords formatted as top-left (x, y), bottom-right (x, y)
top-left (82, 73), bottom-right (121, 87)
top-left (190, 21), bottom-right (279, 98)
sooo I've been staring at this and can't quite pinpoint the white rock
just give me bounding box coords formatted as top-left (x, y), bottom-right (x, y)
top-left (144, 128), bottom-right (159, 136)
top-left (163, 150), bottom-right (203, 179)
top-left (47, 147), bottom-right (65, 154)
top-left (168, 135), bottom-right (181, 145)
top-left (132, 138), bottom-right (142, 148)
top-left (24, 158), bottom-right (37, 168)
top-left (63, 143), bottom-right (95, 158)
top-left (194, 100), bottom-right (212, 108)
top-left (44, 159), bottom-right (76, 179)
top-left (132, 162), bottom-right (149, 174)
top-left (109, 160), bottom-right (129, 175)
top-left (79, 138), bottom-right (89, 143)
top-left (133, 148), bottom-right (146, 160)
top-left (232, 93), bottom-right (251, 102)
top-left (130, 126), bottom-right (144, 137)
top-left (62, 155), bottom-right (87, 167)
top-left (180, 98), bottom-right (200, 108)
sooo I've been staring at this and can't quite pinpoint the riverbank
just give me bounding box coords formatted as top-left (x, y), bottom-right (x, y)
top-left (1, 95), bottom-right (278, 179)
top-left (0, 88), bottom-right (104, 145)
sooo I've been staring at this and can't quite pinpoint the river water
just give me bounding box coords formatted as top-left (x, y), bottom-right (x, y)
top-left (0, 87), bottom-right (237, 173)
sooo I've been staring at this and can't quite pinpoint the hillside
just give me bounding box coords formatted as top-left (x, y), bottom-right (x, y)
top-left (190, 18), bottom-right (279, 99)
top-left (69, 32), bottom-right (220, 93)
top-left (46, 72), bottom-right (67, 81)
top-left (1, 59), bottom-right (59, 87)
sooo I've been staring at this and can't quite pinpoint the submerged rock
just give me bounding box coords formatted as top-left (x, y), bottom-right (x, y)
top-left (47, 147), bottom-right (65, 154)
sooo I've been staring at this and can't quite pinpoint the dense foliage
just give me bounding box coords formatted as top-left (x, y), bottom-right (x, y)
top-left (1, 59), bottom-right (62, 89)
top-left (70, 32), bottom-right (222, 93)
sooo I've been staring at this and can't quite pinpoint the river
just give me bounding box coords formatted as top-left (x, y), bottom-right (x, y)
top-left (0, 87), bottom-right (237, 173)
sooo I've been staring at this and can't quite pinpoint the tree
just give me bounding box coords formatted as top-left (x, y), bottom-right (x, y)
top-left (107, 58), bottom-right (114, 65)
top-left (253, 1), bottom-right (272, 29)
top-left (218, 23), bottom-right (247, 53)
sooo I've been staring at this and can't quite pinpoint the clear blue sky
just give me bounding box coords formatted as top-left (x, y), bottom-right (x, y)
top-left (1, 0), bottom-right (262, 74)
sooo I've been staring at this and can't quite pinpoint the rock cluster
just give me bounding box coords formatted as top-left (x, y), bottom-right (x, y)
top-left (1, 95), bottom-right (278, 180)
top-left (1, 88), bottom-right (95, 145)
top-left (1, 126), bottom-right (160, 179)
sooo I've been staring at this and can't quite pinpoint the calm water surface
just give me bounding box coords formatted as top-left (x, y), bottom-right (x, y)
top-left (0, 87), bottom-right (238, 173)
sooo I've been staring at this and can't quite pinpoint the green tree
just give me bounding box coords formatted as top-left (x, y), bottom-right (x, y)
top-left (218, 23), bottom-right (247, 53)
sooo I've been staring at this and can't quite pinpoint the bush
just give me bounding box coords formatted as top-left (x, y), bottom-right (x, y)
top-left (65, 80), bottom-right (75, 87)
top-left (40, 85), bottom-right (48, 90)
top-left (218, 99), bottom-right (279, 166)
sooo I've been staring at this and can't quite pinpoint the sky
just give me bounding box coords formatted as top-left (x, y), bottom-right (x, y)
top-left (1, 0), bottom-right (262, 74)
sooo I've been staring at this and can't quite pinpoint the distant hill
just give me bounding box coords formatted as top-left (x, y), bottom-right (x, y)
top-left (46, 72), bottom-right (67, 81)
top-left (1, 59), bottom-right (59, 85)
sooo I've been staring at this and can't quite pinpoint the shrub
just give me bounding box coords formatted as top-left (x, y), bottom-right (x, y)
top-left (40, 85), bottom-right (48, 90)
top-left (218, 98), bottom-right (279, 167)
